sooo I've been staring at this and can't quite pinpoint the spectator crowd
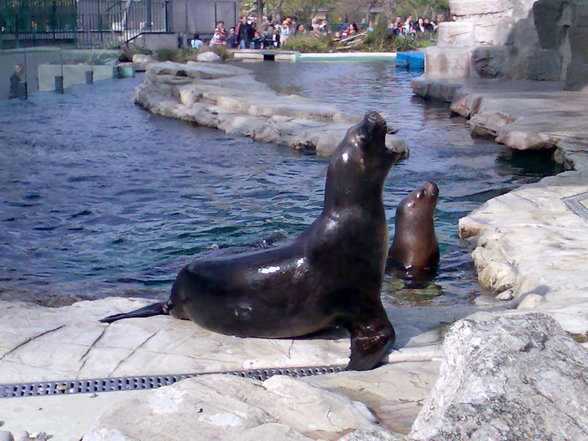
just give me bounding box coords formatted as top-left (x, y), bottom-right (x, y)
top-left (190, 14), bottom-right (442, 50)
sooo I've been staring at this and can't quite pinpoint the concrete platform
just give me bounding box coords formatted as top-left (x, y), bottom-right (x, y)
top-left (232, 49), bottom-right (299, 62)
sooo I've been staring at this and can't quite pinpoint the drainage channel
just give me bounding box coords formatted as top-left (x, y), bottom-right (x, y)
top-left (0, 365), bottom-right (346, 399)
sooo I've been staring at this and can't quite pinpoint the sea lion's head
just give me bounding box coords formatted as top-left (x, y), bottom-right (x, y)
top-left (397, 181), bottom-right (439, 221)
top-left (325, 112), bottom-right (400, 208)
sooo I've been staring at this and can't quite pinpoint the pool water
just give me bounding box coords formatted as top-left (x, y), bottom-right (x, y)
top-left (0, 62), bottom-right (561, 307)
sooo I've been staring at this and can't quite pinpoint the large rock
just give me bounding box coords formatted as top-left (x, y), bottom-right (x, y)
top-left (82, 374), bottom-right (382, 441)
top-left (458, 169), bottom-right (588, 336)
top-left (409, 314), bottom-right (588, 441)
top-left (533, 0), bottom-right (568, 50)
top-left (425, 0), bottom-right (588, 86)
top-left (132, 54), bottom-right (155, 71)
top-left (565, 0), bottom-right (588, 90)
top-left (471, 46), bottom-right (508, 78)
top-left (196, 51), bottom-right (222, 63)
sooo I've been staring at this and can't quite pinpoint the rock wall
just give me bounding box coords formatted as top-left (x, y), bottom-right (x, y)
top-left (426, 0), bottom-right (588, 90)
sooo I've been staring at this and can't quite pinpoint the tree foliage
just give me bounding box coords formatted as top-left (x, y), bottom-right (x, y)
top-left (239, 0), bottom-right (450, 24)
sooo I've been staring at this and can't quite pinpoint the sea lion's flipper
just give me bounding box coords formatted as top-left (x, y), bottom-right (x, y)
top-left (346, 310), bottom-right (395, 371)
top-left (99, 301), bottom-right (170, 324)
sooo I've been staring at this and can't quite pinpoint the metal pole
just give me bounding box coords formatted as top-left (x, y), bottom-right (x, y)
top-left (23, 48), bottom-right (29, 99)
top-left (145, 0), bottom-right (152, 29)
top-left (164, 0), bottom-right (169, 32)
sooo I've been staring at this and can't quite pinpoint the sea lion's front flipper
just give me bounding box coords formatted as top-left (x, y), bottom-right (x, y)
top-left (346, 309), bottom-right (395, 371)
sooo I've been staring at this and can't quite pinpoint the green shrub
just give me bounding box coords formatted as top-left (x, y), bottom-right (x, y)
top-left (282, 33), bottom-right (330, 53)
top-left (118, 45), bottom-right (152, 62)
top-left (358, 18), bottom-right (438, 53)
top-left (155, 48), bottom-right (180, 62)
top-left (393, 35), bottom-right (419, 52)
top-left (208, 45), bottom-right (233, 60)
top-left (361, 19), bottom-right (396, 52)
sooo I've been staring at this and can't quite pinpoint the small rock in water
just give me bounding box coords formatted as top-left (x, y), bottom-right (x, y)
top-left (517, 292), bottom-right (543, 309)
top-left (496, 289), bottom-right (515, 300)
top-left (0, 430), bottom-right (14, 441)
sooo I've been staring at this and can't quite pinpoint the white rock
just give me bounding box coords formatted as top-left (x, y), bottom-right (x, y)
top-left (197, 51), bottom-right (222, 63)
top-left (337, 427), bottom-right (404, 441)
top-left (303, 361), bottom-right (441, 435)
top-left (131, 54), bottom-right (155, 71)
top-left (409, 314), bottom-right (588, 441)
top-left (0, 298), bottom-right (350, 384)
top-left (458, 169), bottom-right (588, 336)
top-left (517, 293), bottom-right (544, 309)
top-left (495, 289), bottom-right (515, 301)
top-left (82, 374), bottom-right (382, 441)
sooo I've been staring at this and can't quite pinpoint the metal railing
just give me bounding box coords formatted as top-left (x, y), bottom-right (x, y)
top-left (0, 0), bottom-right (171, 48)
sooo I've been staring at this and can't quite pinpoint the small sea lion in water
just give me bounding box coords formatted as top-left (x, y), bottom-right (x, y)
top-left (101, 111), bottom-right (400, 371)
top-left (387, 181), bottom-right (439, 279)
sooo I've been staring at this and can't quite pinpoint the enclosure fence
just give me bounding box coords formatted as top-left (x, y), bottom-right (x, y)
top-left (0, 0), bottom-right (172, 48)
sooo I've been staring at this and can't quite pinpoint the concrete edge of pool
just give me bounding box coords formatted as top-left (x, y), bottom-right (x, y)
top-left (231, 49), bottom-right (398, 63)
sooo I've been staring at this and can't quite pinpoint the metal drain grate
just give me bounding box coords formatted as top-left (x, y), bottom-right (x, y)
top-left (562, 192), bottom-right (588, 221)
top-left (0, 365), bottom-right (345, 398)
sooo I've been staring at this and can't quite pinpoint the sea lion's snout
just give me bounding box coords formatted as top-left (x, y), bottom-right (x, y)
top-left (424, 181), bottom-right (439, 198)
top-left (364, 111), bottom-right (387, 134)
top-left (356, 112), bottom-right (387, 152)
top-left (416, 182), bottom-right (439, 200)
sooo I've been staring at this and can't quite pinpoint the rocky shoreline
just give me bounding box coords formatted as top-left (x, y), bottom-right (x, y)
top-left (133, 60), bottom-right (407, 158)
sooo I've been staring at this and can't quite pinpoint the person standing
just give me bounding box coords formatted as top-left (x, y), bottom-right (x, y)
top-left (227, 27), bottom-right (238, 48)
top-left (9, 64), bottom-right (24, 99)
top-left (210, 21), bottom-right (227, 46)
top-left (236, 16), bottom-right (251, 49)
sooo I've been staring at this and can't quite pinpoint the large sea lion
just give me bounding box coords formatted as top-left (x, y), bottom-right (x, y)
top-left (387, 181), bottom-right (439, 278)
top-left (101, 111), bottom-right (400, 371)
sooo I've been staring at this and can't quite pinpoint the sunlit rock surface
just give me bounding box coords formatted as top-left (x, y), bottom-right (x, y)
top-left (0, 298), bottom-right (348, 383)
top-left (133, 61), bottom-right (407, 157)
top-left (82, 374), bottom-right (385, 441)
top-left (0, 297), bottom-right (467, 440)
top-left (459, 170), bottom-right (588, 337)
top-left (303, 361), bottom-right (441, 435)
top-left (409, 314), bottom-right (588, 441)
